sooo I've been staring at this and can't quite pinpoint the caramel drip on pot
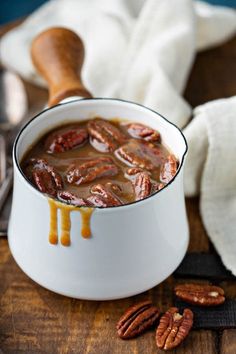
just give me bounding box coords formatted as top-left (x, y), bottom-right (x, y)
top-left (79, 208), bottom-right (94, 238)
top-left (60, 208), bottom-right (71, 246)
top-left (49, 199), bottom-right (58, 244)
top-left (48, 199), bottom-right (94, 246)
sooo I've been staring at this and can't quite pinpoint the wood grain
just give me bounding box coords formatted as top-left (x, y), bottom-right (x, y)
top-left (186, 198), bottom-right (209, 252)
top-left (0, 20), bottom-right (235, 353)
top-left (221, 330), bottom-right (236, 354)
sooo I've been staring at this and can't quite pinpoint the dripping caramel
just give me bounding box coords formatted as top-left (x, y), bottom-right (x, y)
top-left (48, 199), bottom-right (93, 246)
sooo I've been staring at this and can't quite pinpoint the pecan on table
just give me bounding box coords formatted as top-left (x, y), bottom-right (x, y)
top-left (57, 191), bottom-right (90, 207)
top-left (88, 118), bottom-right (127, 152)
top-left (88, 183), bottom-right (123, 207)
top-left (45, 126), bottom-right (88, 153)
top-left (160, 154), bottom-right (178, 183)
top-left (156, 307), bottom-right (193, 351)
top-left (116, 139), bottom-right (165, 171)
top-left (66, 157), bottom-right (118, 185)
top-left (174, 283), bottom-right (225, 306)
top-left (125, 122), bottom-right (160, 142)
top-left (117, 301), bottom-right (159, 339)
top-left (28, 158), bottom-right (63, 197)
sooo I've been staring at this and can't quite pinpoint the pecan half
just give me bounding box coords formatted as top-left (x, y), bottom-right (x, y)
top-left (66, 157), bottom-right (118, 185)
top-left (116, 139), bottom-right (165, 171)
top-left (133, 172), bottom-right (152, 201)
top-left (45, 126), bottom-right (88, 153)
top-left (88, 183), bottom-right (123, 207)
top-left (117, 301), bottom-right (159, 339)
top-left (88, 118), bottom-right (126, 152)
top-left (28, 158), bottom-right (63, 197)
top-left (160, 155), bottom-right (178, 183)
top-left (125, 122), bottom-right (160, 142)
top-left (57, 191), bottom-right (90, 207)
top-left (156, 307), bottom-right (193, 351)
top-left (174, 283), bottom-right (225, 306)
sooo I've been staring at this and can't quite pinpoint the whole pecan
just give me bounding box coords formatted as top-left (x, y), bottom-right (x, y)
top-left (88, 183), bottom-right (123, 207)
top-left (174, 283), bottom-right (225, 306)
top-left (160, 155), bottom-right (178, 183)
top-left (125, 122), bottom-right (160, 142)
top-left (66, 157), bottom-right (118, 185)
top-left (117, 301), bottom-right (159, 339)
top-left (156, 307), bottom-right (193, 351)
top-left (88, 118), bottom-right (127, 152)
top-left (133, 172), bottom-right (152, 201)
top-left (45, 126), bottom-right (88, 153)
top-left (115, 139), bottom-right (165, 171)
top-left (57, 191), bottom-right (90, 207)
top-left (28, 158), bottom-right (63, 197)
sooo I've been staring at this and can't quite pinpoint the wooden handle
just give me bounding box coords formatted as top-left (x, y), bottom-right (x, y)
top-left (31, 27), bottom-right (92, 107)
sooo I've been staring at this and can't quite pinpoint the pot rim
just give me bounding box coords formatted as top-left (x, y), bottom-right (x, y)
top-left (13, 97), bottom-right (188, 211)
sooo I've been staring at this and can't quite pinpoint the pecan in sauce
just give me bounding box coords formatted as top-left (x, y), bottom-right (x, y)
top-left (124, 122), bottom-right (160, 142)
top-left (88, 118), bottom-right (126, 152)
top-left (25, 158), bottom-right (63, 197)
top-left (45, 126), bottom-right (88, 153)
top-left (21, 118), bottom-right (178, 206)
top-left (66, 157), bottom-right (118, 185)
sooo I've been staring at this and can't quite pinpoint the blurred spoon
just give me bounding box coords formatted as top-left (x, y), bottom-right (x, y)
top-left (0, 69), bottom-right (27, 217)
top-left (0, 69), bottom-right (27, 129)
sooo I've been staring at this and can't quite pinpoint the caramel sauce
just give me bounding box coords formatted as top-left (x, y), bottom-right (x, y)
top-left (21, 119), bottom-right (170, 205)
top-left (48, 199), bottom-right (93, 246)
top-left (21, 118), bottom-right (176, 247)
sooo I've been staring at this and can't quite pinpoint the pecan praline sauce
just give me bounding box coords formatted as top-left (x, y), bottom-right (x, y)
top-left (21, 117), bottom-right (178, 245)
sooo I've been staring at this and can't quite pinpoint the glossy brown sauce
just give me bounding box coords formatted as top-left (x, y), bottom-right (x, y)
top-left (21, 117), bottom-right (178, 246)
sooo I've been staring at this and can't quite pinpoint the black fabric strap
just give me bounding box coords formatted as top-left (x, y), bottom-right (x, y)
top-left (174, 253), bottom-right (235, 281)
top-left (175, 298), bottom-right (236, 329)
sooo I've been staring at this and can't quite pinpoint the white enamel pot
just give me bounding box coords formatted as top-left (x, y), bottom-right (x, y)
top-left (8, 28), bottom-right (189, 300)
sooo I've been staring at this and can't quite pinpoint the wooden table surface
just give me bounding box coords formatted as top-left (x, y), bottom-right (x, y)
top-left (0, 22), bottom-right (236, 353)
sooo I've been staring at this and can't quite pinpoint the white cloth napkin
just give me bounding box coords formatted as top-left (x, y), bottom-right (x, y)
top-left (0, 0), bottom-right (235, 128)
top-left (184, 96), bottom-right (236, 275)
top-left (1, 0), bottom-right (236, 273)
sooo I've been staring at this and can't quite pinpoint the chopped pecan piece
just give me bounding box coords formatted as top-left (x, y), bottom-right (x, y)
top-left (174, 283), bottom-right (225, 306)
top-left (66, 157), bottom-right (118, 185)
top-left (152, 182), bottom-right (165, 192)
top-left (87, 195), bottom-right (109, 207)
top-left (117, 301), bottom-right (159, 339)
top-left (57, 191), bottom-right (90, 207)
top-left (126, 167), bottom-right (144, 176)
top-left (133, 172), bottom-right (152, 201)
top-left (28, 158), bottom-right (63, 197)
top-left (116, 139), bottom-right (165, 171)
top-left (88, 183), bottom-right (123, 207)
top-left (160, 155), bottom-right (178, 183)
top-left (88, 118), bottom-right (127, 152)
top-left (156, 307), bottom-right (193, 351)
top-left (125, 122), bottom-right (160, 142)
top-left (45, 126), bottom-right (88, 153)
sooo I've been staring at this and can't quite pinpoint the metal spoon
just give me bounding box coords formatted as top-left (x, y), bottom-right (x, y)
top-left (0, 69), bottom-right (27, 220)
